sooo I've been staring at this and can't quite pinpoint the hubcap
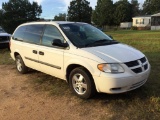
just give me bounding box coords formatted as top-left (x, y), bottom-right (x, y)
top-left (16, 59), bottom-right (22, 72)
top-left (72, 73), bottom-right (87, 95)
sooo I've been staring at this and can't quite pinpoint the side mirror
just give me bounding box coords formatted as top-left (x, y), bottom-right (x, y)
top-left (108, 35), bottom-right (113, 39)
top-left (52, 39), bottom-right (68, 47)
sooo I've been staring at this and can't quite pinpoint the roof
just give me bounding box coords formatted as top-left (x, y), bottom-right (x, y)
top-left (132, 15), bottom-right (151, 18)
top-left (16, 21), bottom-right (88, 30)
top-left (53, 21), bottom-right (86, 25)
top-left (152, 13), bottom-right (160, 16)
top-left (21, 21), bottom-right (87, 26)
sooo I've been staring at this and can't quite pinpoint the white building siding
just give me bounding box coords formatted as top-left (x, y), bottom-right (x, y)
top-left (120, 22), bottom-right (132, 28)
top-left (132, 17), bottom-right (151, 27)
top-left (151, 26), bottom-right (160, 30)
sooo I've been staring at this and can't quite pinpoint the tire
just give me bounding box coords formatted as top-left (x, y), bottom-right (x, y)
top-left (69, 67), bottom-right (96, 99)
top-left (15, 55), bottom-right (28, 74)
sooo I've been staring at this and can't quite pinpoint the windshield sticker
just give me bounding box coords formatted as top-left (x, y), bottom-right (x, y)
top-left (63, 27), bottom-right (70, 30)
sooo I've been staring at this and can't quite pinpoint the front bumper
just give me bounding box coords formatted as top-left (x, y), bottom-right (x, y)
top-left (0, 41), bottom-right (9, 48)
top-left (93, 65), bottom-right (151, 94)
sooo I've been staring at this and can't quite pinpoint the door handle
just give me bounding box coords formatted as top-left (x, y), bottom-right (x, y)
top-left (33, 50), bottom-right (37, 54)
top-left (39, 51), bottom-right (44, 55)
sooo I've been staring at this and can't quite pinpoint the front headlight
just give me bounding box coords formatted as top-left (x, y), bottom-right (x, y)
top-left (97, 63), bottom-right (124, 73)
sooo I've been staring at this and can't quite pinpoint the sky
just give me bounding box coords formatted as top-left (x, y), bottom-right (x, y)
top-left (0, 0), bottom-right (145, 19)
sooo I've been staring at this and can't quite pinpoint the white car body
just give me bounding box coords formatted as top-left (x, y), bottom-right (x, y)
top-left (10, 21), bottom-right (151, 97)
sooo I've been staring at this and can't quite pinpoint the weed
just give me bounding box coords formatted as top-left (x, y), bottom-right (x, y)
top-left (0, 49), bottom-right (14, 65)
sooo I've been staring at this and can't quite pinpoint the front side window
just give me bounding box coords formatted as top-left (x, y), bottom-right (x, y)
top-left (41, 25), bottom-right (64, 47)
top-left (23, 24), bottom-right (44, 44)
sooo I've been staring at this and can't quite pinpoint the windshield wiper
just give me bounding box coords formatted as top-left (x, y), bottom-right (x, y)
top-left (85, 39), bottom-right (118, 47)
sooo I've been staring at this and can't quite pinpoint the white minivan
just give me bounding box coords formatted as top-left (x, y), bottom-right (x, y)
top-left (10, 21), bottom-right (151, 99)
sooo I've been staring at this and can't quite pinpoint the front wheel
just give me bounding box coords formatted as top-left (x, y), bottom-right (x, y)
top-left (69, 67), bottom-right (96, 99)
top-left (15, 55), bottom-right (28, 74)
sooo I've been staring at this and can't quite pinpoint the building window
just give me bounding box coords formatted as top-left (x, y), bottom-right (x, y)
top-left (136, 19), bottom-right (138, 24)
top-left (151, 16), bottom-right (160, 26)
top-left (142, 19), bottom-right (144, 24)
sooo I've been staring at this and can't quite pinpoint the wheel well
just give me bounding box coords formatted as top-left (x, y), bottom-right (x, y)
top-left (14, 52), bottom-right (20, 58)
top-left (66, 64), bottom-right (93, 83)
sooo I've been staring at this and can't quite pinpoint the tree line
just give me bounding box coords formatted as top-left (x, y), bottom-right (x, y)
top-left (0, 0), bottom-right (160, 33)
top-left (55, 0), bottom-right (160, 27)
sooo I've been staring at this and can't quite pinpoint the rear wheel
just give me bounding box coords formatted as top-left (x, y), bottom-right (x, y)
top-left (15, 55), bottom-right (28, 74)
top-left (69, 67), bottom-right (96, 99)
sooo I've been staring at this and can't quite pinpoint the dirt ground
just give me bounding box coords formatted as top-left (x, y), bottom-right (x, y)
top-left (0, 65), bottom-right (110, 120)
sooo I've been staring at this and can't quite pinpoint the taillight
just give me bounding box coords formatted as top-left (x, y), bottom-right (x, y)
top-left (9, 36), bottom-right (11, 49)
top-left (9, 40), bottom-right (11, 48)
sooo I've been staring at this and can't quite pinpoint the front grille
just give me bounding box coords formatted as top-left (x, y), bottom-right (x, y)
top-left (140, 57), bottom-right (147, 63)
top-left (0, 36), bottom-right (9, 41)
top-left (125, 57), bottom-right (149, 74)
top-left (144, 64), bottom-right (148, 70)
top-left (125, 60), bottom-right (139, 67)
top-left (132, 68), bottom-right (142, 73)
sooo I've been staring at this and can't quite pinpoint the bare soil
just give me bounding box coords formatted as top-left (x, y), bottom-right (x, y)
top-left (0, 65), bottom-right (110, 120)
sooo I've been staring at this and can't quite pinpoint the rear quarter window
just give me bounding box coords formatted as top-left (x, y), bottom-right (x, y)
top-left (12, 26), bottom-right (26, 41)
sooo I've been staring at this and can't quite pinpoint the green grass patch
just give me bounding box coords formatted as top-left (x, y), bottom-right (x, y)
top-left (0, 49), bottom-right (14, 65)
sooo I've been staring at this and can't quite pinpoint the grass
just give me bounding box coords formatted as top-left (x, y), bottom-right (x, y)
top-left (0, 49), bottom-right (14, 65)
top-left (1, 30), bottom-right (160, 119)
top-left (30, 72), bottom-right (70, 96)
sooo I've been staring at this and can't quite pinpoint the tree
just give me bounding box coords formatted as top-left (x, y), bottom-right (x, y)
top-left (68, 0), bottom-right (92, 23)
top-left (54, 13), bottom-right (66, 21)
top-left (0, 9), bottom-right (4, 26)
top-left (131, 0), bottom-right (140, 17)
top-left (113, 0), bottom-right (132, 25)
top-left (143, 0), bottom-right (160, 15)
top-left (1, 0), bottom-right (42, 33)
top-left (92, 0), bottom-right (114, 27)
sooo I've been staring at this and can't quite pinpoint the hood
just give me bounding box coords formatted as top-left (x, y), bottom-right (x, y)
top-left (82, 43), bottom-right (145, 63)
top-left (0, 33), bottom-right (11, 36)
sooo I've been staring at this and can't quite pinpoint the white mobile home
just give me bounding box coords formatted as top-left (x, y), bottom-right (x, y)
top-left (132, 15), bottom-right (151, 30)
top-left (120, 22), bottom-right (132, 29)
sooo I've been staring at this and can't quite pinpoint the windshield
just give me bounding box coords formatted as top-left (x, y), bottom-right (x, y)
top-left (0, 28), bottom-right (5, 33)
top-left (60, 23), bottom-right (118, 48)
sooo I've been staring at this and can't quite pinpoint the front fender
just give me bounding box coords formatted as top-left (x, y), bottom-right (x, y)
top-left (64, 57), bottom-right (101, 77)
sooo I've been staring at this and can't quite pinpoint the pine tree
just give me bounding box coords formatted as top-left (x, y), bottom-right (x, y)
top-left (92, 0), bottom-right (114, 27)
top-left (1, 0), bottom-right (42, 33)
top-left (68, 0), bottom-right (92, 23)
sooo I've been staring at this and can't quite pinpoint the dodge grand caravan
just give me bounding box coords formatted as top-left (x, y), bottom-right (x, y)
top-left (10, 21), bottom-right (151, 99)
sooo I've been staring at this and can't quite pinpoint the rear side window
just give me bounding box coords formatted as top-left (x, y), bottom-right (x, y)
top-left (23, 24), bottom-right (44, 44)
top-left (12, 26), bottom-right (26, 41)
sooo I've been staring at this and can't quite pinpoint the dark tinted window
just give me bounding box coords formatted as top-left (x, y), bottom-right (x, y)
top-left (13, 26), bottom-right (26, 41)
top-left (41, 25), bottom-right (64, 47)
top-left (0, 28), bottom-right (5, 33)
top-left (23, 24), bottom-right (44, 44)
top-left (60, 23), bottom-right (113, 48)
